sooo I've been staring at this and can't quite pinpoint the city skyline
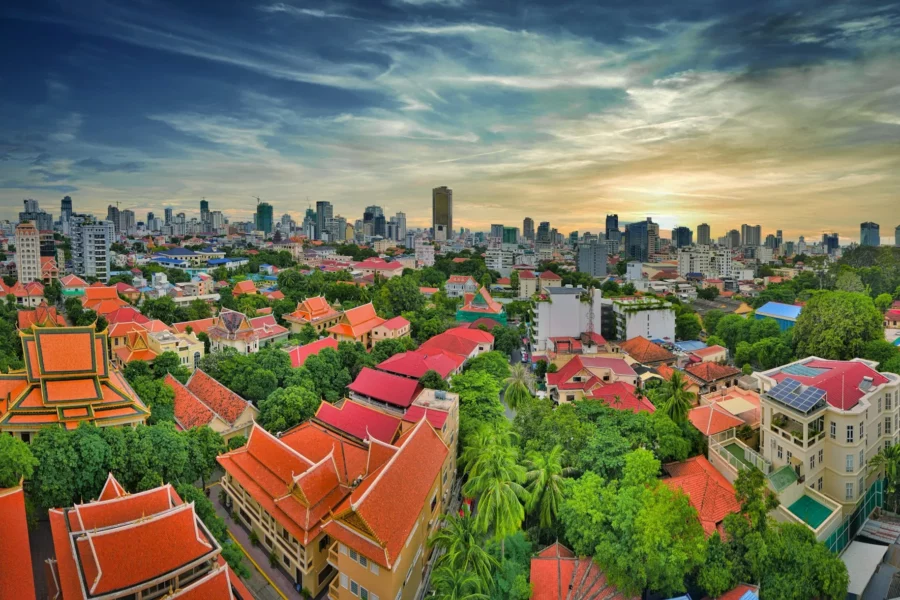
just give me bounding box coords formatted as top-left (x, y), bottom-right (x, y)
top-left (1, 0), bottom-right (899, 241)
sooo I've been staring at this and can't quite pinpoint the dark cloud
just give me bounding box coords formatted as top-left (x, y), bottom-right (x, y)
top-left (31, 168), bottom-right (72, 182)
top-left (74, 157), bottom-right (146, 172)
top-left (0, 180), bottom-right (79, 193)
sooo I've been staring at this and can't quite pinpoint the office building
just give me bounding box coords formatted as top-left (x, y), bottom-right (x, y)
top-left (625, 218), bottom-right (657, 262)
top-left (72, 217), bottom-right (115, 281)
top-left (60, 196), bottom-right (73, 222)
top-left (395, 212), bottom-right (407, 241)
top-left (119, 209), bottom-right (135, 235)
top-left (523, 217), bottom-right (535, 241)
top-left (896, 225), bottom-right (900, 247)
top-left (725, 229), bottom-right (741, 248)
top-left (316, 200), bottom-right (333, 240)
top-left (328, 215), bottom-right (348, 242)
top-left (740, 224), bottom-right (762, 247)
top-left (200, 198), bottom-right (209, 228)
top-left (536, 221), bottom-right (550, 243)
top-left (490, 223), bottom-right (504, 240)
top-left (432, 186), bottom-right (453, 241)
top-left (822, 233), bottom-right (839, 255)
top-left (164, 207), bottom-right (173, 224)
top-left (502, 226), bottom-right (518, 246)
top-left (677, 246), bottom-right (734, 279)
top-left (697, 223), bottom-right (711, 246)
top-left (577, 239), bottom-right (607, 277)
top-left (765, 234), bottom-right (777, 249)
top-left (15, 222), bottom-right (41, 284)
top-left (19, 199), bottom-right (53, 231)
top-left (673, 226), bottom-right (693, 248)
top-left (374, 214), bottom-right (386, 238)
top-left (861, 222), bottom-right (880, 246)
top-left (255, 201), bottom-right (274, 234)
top-left (106, 204), bottom-right (120, 232)
top-left (776, 229), bottom-right (783, 249)
top-left (605, 214), bottom-right (619, 237)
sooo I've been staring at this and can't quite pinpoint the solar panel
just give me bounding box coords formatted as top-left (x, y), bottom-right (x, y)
top-left (768, 378), bottom-right (826, 413)
top-left (782, 364), bottom-right (827, 377)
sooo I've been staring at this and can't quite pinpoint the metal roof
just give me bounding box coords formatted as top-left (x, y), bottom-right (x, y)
top-left (755, 301), bottom-right (802, 321)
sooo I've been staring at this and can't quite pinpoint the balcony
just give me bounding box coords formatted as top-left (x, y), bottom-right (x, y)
top-left (771, 412), bottom-right (825, 449)
top-left (328, 574), bottom-right (340, 600)
top-left (327, 541), bottom-right (340, 568)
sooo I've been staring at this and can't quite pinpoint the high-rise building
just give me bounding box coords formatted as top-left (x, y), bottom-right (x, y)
top-left (374, 214), bottom-right (386, 238)
top-left (71, 216), bottom-right (114, 281)
top-left (432, 186), bottom-right (453, 241)
top-left (765, 234), bottom-right (777, 249)
top-left (568, 231), bottom-right (579, 245)
top-left (895, 225), bottom-right (900, 247)
top-left (395, 212), bottom-right (407, 241)
top-left (605, 214), bottom-right (619, 237)
top-left (120, 209), bottom-right (135, 235)
top-left (106, 205), bottom-right (120, 233)
top-left (860, 222), bottom-right (880, 246)
top-left (673, 226), bottom-right (693, 248)
top-left (164, 207), bottom-right (173, 225)
top-left (502, 227), bottom-right (518, 246)
top-left (327, 215), bottom-right (347, 241)
top-left (315, 201), bottom-right (333, 240)
top-left (255, 201), bottom-right (274, 235)
top-left (19, 199), bottom-right (53, 231)
top-left (60, 196), bottom-right (73, 222)
top-left (200, 198), bottom-right (209, 228)
top-left (625, 218), bottom-right (656, 262)
top-left (740, 224), bottom-right (762, 247)
top-left (364, 205), bottom-right (384, 218)
top-left (725, 229), bottom-right (741, 248)
top-left (577, 239), bottom-right (607, 277)
top-left (822, 233), bottom-right (839, 254)
top-left (210, 210), bottom-right (225, 234)
top-left (784, 241), bottom-right (795, 256)
top-left (15, 222), bottom-right (41, 283)
top-left (537, 221), bottom-right (551, 242)
top-left (523, 217), bottom-right (534, 241)
top-left (775, 230), bottom-right (783, 249)
top-left (490, 224), bottom-right (504, 240)
top-left (697, 223), bottom-right (711, 246)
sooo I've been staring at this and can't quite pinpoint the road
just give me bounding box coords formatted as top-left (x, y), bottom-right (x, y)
top-left (502, 348), bottom-right (523, 421)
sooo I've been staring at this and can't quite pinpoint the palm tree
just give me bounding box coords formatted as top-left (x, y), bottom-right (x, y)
top-left (429, 506), bottom-right (498, 590)
top-left (463, 440), bottom-right (527, 558)
top-left (430, 565), bottom-right (490, 600)
top-left (870, 444), bottom-right (900, 512)
top-left (460, 425), bottom-right (518, 476)
top-left (504, 363), bottom-right (535, 411)
top-left (524, 444), bottom-right (574, 529)
top-left (661, 370), bottom-right (695, 424)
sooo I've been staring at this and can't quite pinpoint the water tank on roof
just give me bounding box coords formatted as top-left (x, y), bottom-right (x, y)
top-left (435, 390), bottom-right (446, 400)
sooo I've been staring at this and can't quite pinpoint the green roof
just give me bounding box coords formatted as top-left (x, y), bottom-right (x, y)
top-left (768, 465), bottom-right (798, 492)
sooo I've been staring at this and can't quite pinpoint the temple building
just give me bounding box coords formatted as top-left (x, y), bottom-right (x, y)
top-left (455, 286), bottom-right (507, 325)
top-left (81, 285), bottom-right (129, 315)
top-left (327, 303), bottom-right (386, 349)
top-left (0, 325), bottom-right (149, 441)
top-left (46, 473), bottom-right (251, 599)
top-left (283, 296), bottom-right (343, 334)
top-left (17, 301), bottom-right (67, 330)
top-left (0, 481), bottom-right (37, 599)
top-left (165, 369), bottom-right (258, 441)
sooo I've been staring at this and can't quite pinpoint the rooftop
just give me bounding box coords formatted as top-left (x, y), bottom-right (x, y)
top-left (617, 336), bottom-right (676, 365)
top-left (348, 367), bottom-right (424, 408)
top-left (766, 357), bottom-right (890, 411)
top-left (284, 337), bottom-right (339, 368)
top-left (755, 301), bottom-right (802, 321)
top-left (314, 399), bottom-right (401, 443)
top-left (530, 543), bottom-right (636, 600)
top-left (663, 456), bottom-right (741, 536)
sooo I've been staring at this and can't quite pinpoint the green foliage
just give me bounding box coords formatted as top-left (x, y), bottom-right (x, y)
top-left (660, 370), bottom-right (695, 424)
top-left (697, 286), bottom-right (720, 300)
top-left (151, 351), bottom-right (192, 382)
top-left (451, 369), bottom-right (506, 443)
top-left (371, 336), bottom-right (418, 364)
top-left (760, 522), bottom-right (849, 600)
top-left (793, 291), bottom-right (883, 360)
top-left (429, 505), bottom-right (499, 593)
top-left (419, 369), bottom-right (449, 391)
top-left (373, 275), bottom-right (425, 317)
top-left (485, 531), bottom-right (532, 600)
top-left (861, 339), bottom-right (900, 367)
top-left (523, 444), bottom-right (571, 529)
top-left (131, 376), bottom-right (176, 424)
top-left (835, 270), bottom-right (866, 292)
top-left (504, 363), bottom-right (535, 411)
top-left (186, 426), bottom-right (226, 487)
top-left (258, 385), bottom-right (321, 433)
top-left (490, 325), bottom-right (521, 356)
top-left (702, 309), bottom-right (725, 334)
top-left (0, 300), bottom-right (25, 372)
top-left (466, 351), bottom-right (511, 381)
top-left (675, 312), bottom-right (702, 341)
top-left (875, 292), bottom-right (894, 312)
top-left (698, 532), bottom-right (734, 598)
top-left (0, 434), bottom-right (38, 487)
top-left (227, 435), bottom-right (248, 450)
top-left (221, 541), bottom-right (252, 579)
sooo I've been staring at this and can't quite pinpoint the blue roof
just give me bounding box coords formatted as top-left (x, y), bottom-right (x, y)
top-left (207, 257), bottom-right (245, 265)
top-left (756, 301), bottom-right (802, 321)
top-left (152, 256), bottom-right (189, 265)
top-left (156, 247), bottom-right (196, 257)
top-left (739, 591), bottom-right (759, 600)
top-left (894, 338), bottom-right (900, 347)
top-left (674, 340), bottom-right (707, 352)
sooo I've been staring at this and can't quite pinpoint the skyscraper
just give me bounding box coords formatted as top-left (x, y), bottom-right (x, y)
top-left (315, 201), bottom-right (333, 240)
top-left (255, 201), bottom-right (274, 234)
top-left (726, 229), bottom-right (741, 248)
top-left (71, 216), bottom-right (114, 282)
top-left (625, 218), bottom-right (656, 262)
top-left (15, 222), bottom-right (41, 284)
top-left (60, 196), bottom-right (73, 222)
top-left (395, 212), bottom-right (407, 242)
top-left (860, 222), bottom-right (880, 246)
top-left (895, 225), bottom-right (900, 247)
top-left (740, 224), bottom-right (762, 247)
top-left (523, 217), bottom-right (534, 241)
top-left (502, 227), bottom-right (518, 246)
top-left (374, 214), bottom-right (386, 238)
top-left (20, 199), bottom-right (53, 231)
top-left (822, 233), bottom-right (839, 254)
top-left (536, 221), bottom-right (551, 242)
top-left (107, 205), bottom-right (120, 233)
top-left (673, 226), bottom-right (693, 248)
top-left (432, 186), bottom-right (453, 241)
top-left (697, 223), bottom-right (711, 246)
top-left (605, 214), bottom-right (619, 237)
top-left (164, 207), bottom-right (173, 225)
top-left (490, 224), bottom-right (504, 240)
top-left (577, 239), bottom-right (607, 277)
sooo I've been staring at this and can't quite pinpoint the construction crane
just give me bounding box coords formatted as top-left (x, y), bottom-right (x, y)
top-left (251, 196), bottom-right (261, 205)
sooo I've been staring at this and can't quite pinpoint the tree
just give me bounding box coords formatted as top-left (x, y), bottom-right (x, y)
top-left (374, 275), bottom-right (425, 317)
top-left (419, 370), bottom-right (449, 391)
top-left (703, 309), bottom-right (725, 334)
top-left (793, 291), bottom-right (883, 360)
top-left (152, 351), bottom-right (191, 382)
top-left (302, 348), bottom-right (352, 402)
top-left (140, 296), bottom-right (180, 324)
top-left (491, 326), bottom-right (521, 356)
top-left (175, 483), bottom-right (227, 541)
top-left (371, 337), bottom-right (418, 364)
top-left (186, 426), bottom-right (226, 489)
top-left (870, 444), bottom-right (900, 512)
top-left (835, 270), bottom-right (865, 292)
top-left (675, 313), bottom-right (702, 341)
top-left (30, 426), bottom-right (79, 509)
top-left (734, 341), bottom-right (753, 368)
top-left (296, 323), bottom-right (318, 345)
top-left (509, 270), bottom-right (520, 296)
top-left (258, 386), bottom-right (321, 433)
top-left (452, 370), bottom-right (506, 442)
top-left (131, 376), bottom-right (176, 424)
top-left (480, 273), bottom-right (492, 291)
top-left (0, 434), bottom-right (38, 487)
top-left (227, 435), bottom-right (248, 450)
top-left (430, 566), bottom-right (489, 600)
top-left (861, 339), bottom-right (900, 367)
top-left (876, 292), bottom-right (894, 313)
top-left (698, 532), bottom-right (735, 598)
top-left (466, 351), bottom-right (511, 381)
top-left (660, 370), bottom-right (695, 424)
top-left (523, 444), bottom-right (572, 530)
top-left (429, 505), bottom-right (498, 592)
top-left (760, 522), bottom-right (848, 600)
top-left (698, 286), bottom-right (720, 300)
top-left (504, 363), bottom-right (534, 411)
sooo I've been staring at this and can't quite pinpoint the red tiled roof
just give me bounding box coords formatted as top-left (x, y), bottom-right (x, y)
top-left (770, 358), bottom-right (890, 410)
top-left (705, 584), bottom-right (760, 600)
top-left (284, 296), bottom-right (341, 325)
top-left (691, 345), bottom-right (727, 359)
top-left (186, 369), bottom-right (253, 426)
top-left (172, 317), bottom-right (216, 334)
top-left (588, 382), bottom-right (656, 413)
top-left (664, 456), bottom-right (741, 536)
top-left (327, 303), bottom-right (385, 339)
top-left (0, 485), bottom-right (36, 600)
top-left (460, 286), bottom-right (504, 315)
top-left (82, 286), bottom-right (129, 314)
top-left (250, 315), bottom-right (289, 340)
top-left (378, 315), bottom-right (410, 331)
top-left (17, 303), bottom-right (66, 329)
top-left (465, 317), bottom-right (503, 331)
top-left (688, 404), bottom-right (744, 436)
top-left (97, 472), bottom-right (127, 501)
top-left (685, 361), bottom-right (742, 384)
top-left (886, 309), bottom-right (900, 320)
top-left (377, 350), bottom-right (463, 379)
top-left (447, 275), bottom-right (476, 284)
top-left (547, 356), bottom-right (637, 390)
top-left (167, 373), bottom-right (216, 429)
top-left (285, 337), bottom-right (339, 368)
top-left (518, 270), bottom-right (536, 279)
top-left (314, 399), bottom-right (402, 443)
top-left (419, 332), bottom-right (479, 358)
top-left (60, 273), bottom-right (88, 288)
top-left (105, 307), bottom-right (150, 325)
top-left (349, 368), bottom-right (424, 408)
top-left (402, 405), bottom-right (449, 429)
top-left (530, 543), bottom-right (636, 600)
top-left (539, 270), bottom-right (562, 280)
top-left (232, 280), bottom-right (257, 295)
top-left (618, 336), bottom-right (675, 364)
top-left (355, 257), bottom-right (403, 271)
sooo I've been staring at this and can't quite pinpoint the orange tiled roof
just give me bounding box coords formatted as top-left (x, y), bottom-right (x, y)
top-left (60, 273), bottom-right (87, 288)
top-left (82, 286), bottom-right (129, 314)
top-left (17, 302), bottom-right (66, 329)
top-left (0, 485), bottom-right (36, 599)
top-left (172, 317), bottom-right (216, 334)
top-left (530, 543), bottom-right (636, 600)
top-left (97, 472), bottom-right (127, 501)
top-left (327, 303), bottom-right (385, 339)
top-left (166, 373), bottom-right (216, 430)
top-left (232, 280), bottom-right (257, 295)
top-left (460, 286), bottom-right (504, 315)
top-left (618, 336), bottom-right (675, 365)
top-left (663, 456), bottom-right (741, 536)
top-left (186, 369), bottom-right (254, 426)
top-left (688, 404), bottom-right (744, 436)
top-left (685, 361), bottom-right (742, 384)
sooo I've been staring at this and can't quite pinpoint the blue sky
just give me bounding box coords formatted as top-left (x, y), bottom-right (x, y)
top-left (1, 0), bottom-right (899, 241)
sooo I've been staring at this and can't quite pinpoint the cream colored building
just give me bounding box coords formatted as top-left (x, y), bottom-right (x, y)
top-left (149, 329), bottom-right (205, 370)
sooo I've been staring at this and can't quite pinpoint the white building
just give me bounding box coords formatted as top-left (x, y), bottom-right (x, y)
top-left (604, 296), bottom-right (676, 342)
top-left (485, 247), bottom-right (515, 277)
top-left (625, 261), bottom-right (644, 281)
top-left (71, 218), bottom-right (114, 282)
top-left (677, 246), bottom-right (734, 279)
top-left (415, 239), bottom-right (435, 267)
top-left (532, 286), bottom-right (603, 351)
top-left (14, 222), bottom-right (41, 284)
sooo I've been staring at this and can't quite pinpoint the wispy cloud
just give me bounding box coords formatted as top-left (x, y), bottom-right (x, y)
top-left (75, 157), bottom-right (145, 172)
top-left (258, 3), bottom-right (356, 19)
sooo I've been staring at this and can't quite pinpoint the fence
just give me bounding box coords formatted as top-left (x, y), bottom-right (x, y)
top-left (826, 478), bottom-right (884, 554)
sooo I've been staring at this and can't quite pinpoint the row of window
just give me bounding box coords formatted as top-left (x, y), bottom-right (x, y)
top-left (340, 574), bottom-right (378, 600)
top-left (830, 415), bottom-right (900, 443)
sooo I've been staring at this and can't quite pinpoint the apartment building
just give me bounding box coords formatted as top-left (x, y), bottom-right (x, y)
top-left (604, 296), bottom-right (676, 342)
top-left (14, 221), bottom-right (41, 284)
top-left (757, 357), bottom-right (900, 515)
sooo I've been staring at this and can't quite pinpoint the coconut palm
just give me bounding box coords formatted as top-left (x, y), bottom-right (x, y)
top-left (870, 444), bottom-right (900, 512)
top-left (463, 439), bottom-right (527, 558)
top-left (430, 565), bottom-right (490, 600)
top-left (524, 444), bottom-right (575, 529)
top-left (661, 370), bottom-right (695, 424)
top-left (429, 505), bottom-right (498, 591)
top-left (504, 363), bottom-right (536, 411)
top-left (460, 425), bottom-right (518, 476)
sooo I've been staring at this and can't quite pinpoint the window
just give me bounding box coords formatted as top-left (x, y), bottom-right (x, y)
top-left (846, 454), bottom-right (854, 473)
top-left (817, 477), bottom-right (823, 491)
top-left (341, 574), bottom-right (348, 588)
top-left (818, 449), bottom-right (824, 464)
top-left (360, 587), bottom-right (369, 600)
top-left (879, 422), bottom-right (883, 437)
top-left (339, 543), bottom-right (347, 555)
top-left (888, 394), bottom-right (893, 411)
top-left (879, 397), bottom-right (882, 412)
top-left (370, 563), bottom-right (380, 575)
top-left (349, 548), bottom-right (358, 562)
top-left (283, 555), bottom-right (290, 567)
top-left (860, 422), bottom-right (864, 438)
top-left (430, 494), bottom-right (438, 513)
top-left (350, 580), bottom-right (359, 595)
top-left (887, 418), bottom-right (893, 436)
top-left (847, 425), bottom-right (854, 443)
top-left (786, 450), bottom-right (792, 463)
top-left (359, 555), bottom-right (368, 568)
top-left (777, 445), bottom-right (783, 459)
top-left (861, 449), bottom-right (865, 467)
top-left (846, 483), bottom-right (854, 500)
top-left (809, 455), bottom-right (815, 470)
top-left (830, 421), bottom-right (836, 439)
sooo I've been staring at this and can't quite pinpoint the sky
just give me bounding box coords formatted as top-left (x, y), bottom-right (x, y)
top-left (1, 0), bottom-right (899, 243)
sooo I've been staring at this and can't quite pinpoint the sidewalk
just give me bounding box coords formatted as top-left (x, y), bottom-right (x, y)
top-left (210, 482), bottom-right (304, 600)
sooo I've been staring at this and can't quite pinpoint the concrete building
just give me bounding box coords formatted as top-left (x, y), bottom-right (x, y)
top-left (697, 223), bottom-right (711, 246)
top-left (415, 239), bottom-right (434, 267)
top-left (861, 222), bottom-right (880, 247)
top-left (677, 246), bottom-right (734, 279)
top-left (625, 218), bottom-right (656, 262)
top-left (490, 223), bottom-right (504, 240)
top-left (255, 201), bottom-right (274, 234)
top-left (672, 226), bottom-right (693, 248)
top-left (14, 222), bottom-right (40, 284)
top-left (533, 286), bottom-right (603, 351)
top-left (576, 239), bottom-right (607, 277)
top-left (316, 200), bottom-right (333, 240)
top-left (485, 247), bottom-right (515, 277)
top-left (446, 275), bottom-right (479, 298)
top-left (605, 296), bottom-right (676, 342)
top-left (432, 186), bottom-right (453, 241)
top-left (71, 217), bottom-right (114, 282)
top-left (523, 217), bottom-right (534, 241)
top-left (741, 224), bottom-right (762, 247)
top-left (18, 199), bottom-right (52, 231)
